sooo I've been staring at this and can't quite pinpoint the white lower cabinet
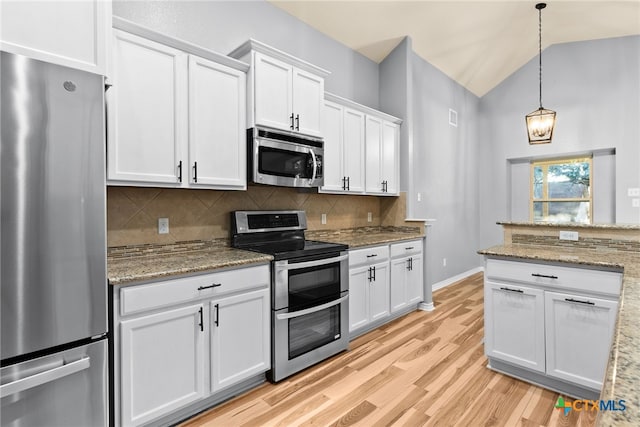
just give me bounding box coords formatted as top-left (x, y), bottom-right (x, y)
top-left (483, 257), bottom-right (621, 396)
top-left (120, 304), bottom-right (206, 427)
top-left (484, 282), bottom-right (545, 373)
top-left (114, 264), bottom-right (270, 426)
top-left (210, 288), bottom-right (270, 392)
top-left (544, 290), bottom-right (618, 390)
top-left (349, 238), bottom-right (425, 335)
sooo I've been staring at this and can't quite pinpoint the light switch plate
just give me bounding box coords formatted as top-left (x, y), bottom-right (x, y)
top-left (559, 230), bottom-right (579, 241)
top-left (628, 188), bottom-right (640, 197)
top-left (321, 213), bottom-right (327, 225)
top-left (633, 198), bottom-right (640, 208)
top-left (158, 218), bottom-right (169, 234)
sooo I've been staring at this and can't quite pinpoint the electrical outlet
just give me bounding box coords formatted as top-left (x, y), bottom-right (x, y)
top-left (443, 258), bottom-right (447, 267)
top-left (559, 230), bottom-right (579, 241)
top-left (367, 212), bottom-right (372, 222)
top-left (627, 188), bottom-right (640, 197)
top-left (633, 198), bottom-right (640, 208)
top-left (158, 218), bottom-right (169, 234)
top-left (417, 192), bottom-right (422, 202)
top-left (321, 213), bottom-right (327, 225)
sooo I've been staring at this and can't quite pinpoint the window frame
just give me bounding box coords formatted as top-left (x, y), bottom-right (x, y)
top-left (529, 156), bottom-right (593, 223)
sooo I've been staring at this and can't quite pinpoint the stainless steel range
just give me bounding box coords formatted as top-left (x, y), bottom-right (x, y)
top-left (231, 210), bottom-right (349, 382)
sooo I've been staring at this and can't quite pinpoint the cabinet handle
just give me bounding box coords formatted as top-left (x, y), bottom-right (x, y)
top-left (565, 298), bottom-right (595, 306)
top-left (342, 176), bottom-right (347, 191)
top-left (367, 267), bottom-right (372, 282)
top-left (406, 258), bottom-right (412, 271)
top-left (366, 254), bottom-right (378, 258)
top-left (347, 176), bottom-right (350, 191)
top-left (177, 161), bottom-right (182, 183)
top-left (193, 162), bottom-right (198, 183)
top-left (198, 307), bottom-right (203, 332)
top-left (500, 287), bottom-right (524, 294)
top-left (372, 265), bottom-right (376, 282)
top-left (290, 113), bottom-right (295, 130)
top-left (295, 114), bottom-right (300, 131)
top-left (405, 247), bottom-right (414, 250)
top-left (197, 283), bottom-right (222, 291)
top-left (215, 303), bottom-right (220, 327)
top-left (382, 180), bottom-right (388, 192)
top-left (531, 273), bottom-right (558, 279)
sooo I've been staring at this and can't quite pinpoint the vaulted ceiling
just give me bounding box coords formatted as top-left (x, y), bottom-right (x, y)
top-left (269, 1), bottom-right (640, 97)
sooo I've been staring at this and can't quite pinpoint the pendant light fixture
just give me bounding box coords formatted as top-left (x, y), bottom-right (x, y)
top-left (526, 2), bottom-right (556, 144)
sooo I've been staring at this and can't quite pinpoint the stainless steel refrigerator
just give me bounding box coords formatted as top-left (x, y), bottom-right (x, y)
top-left (1, 51), bottom-right (108, 426)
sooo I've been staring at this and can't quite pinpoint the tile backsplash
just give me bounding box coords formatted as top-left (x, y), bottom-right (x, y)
top-left (107, 185), bottom-right (409, 247)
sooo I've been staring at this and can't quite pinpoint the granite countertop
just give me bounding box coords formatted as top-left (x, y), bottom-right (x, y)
top-left (108, 227), bottom-right (423, 286)
top-left (307, 226), bottom-right (424, 248)
top-left (108, 240), bottom-right (272, 286)
top-left (497, 221), bottom-right (640, 230)
top-left (479, 244), bottom-right (640, 426)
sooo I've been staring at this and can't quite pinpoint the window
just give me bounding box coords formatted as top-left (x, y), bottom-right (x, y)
top-left (530, 157), bottom-right (592, 223)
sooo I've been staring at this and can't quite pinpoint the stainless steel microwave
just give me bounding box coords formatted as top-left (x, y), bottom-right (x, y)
top-left (248, 127), bottom-right (324, 188)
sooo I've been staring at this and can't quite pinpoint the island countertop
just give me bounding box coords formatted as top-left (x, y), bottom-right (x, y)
top-left (479, 244), bottom-right (640, 426)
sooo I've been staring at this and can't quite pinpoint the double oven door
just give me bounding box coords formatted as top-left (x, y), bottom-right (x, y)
top-left (271, 251), bottom-right (349, 382)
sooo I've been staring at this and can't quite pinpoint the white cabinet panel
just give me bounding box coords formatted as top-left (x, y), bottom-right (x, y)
top-left (253, 52), bottom-right (293, 132)
top-left (120, 304), bottom-right (205, 427)
top-left (108, 30), bottom-right (186, 184)
top-left (369, 262), bottom-right (390, 322)
top-left (365, 116), bottom-right (383, 194)
top-left (390, 242), bottom-right (424, 314)
top-left (484, 281), bottom-right (546, 373)
top-left (382, 121), bottom-right (399, 194)
top-left (342, 108), bottom-right (366, 193)
top-left (545, 290), bottom-right (618, 389)
top-left (320, 101), bottom-right (344, 192)
top-left (210, 288), bottom-right (270, 392)
top-left (348, 266), bottom-right (370, 332)
top-left (188, 55), bottom-right (246, 189)
top-left (0, 0), bottom-right (110, 75)
top-left (292, 68), bottom-right (324, 137)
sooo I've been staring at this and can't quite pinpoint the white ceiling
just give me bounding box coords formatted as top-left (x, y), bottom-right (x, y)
top-left (269, 0), bottom-right (640, 97)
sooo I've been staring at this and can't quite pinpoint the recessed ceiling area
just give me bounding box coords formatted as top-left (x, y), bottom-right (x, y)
top-left (269, 1), bottom-right (640, 97)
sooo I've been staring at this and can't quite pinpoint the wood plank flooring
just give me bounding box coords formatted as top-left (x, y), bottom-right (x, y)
top-left (180, 273), bottom-right (597, 426)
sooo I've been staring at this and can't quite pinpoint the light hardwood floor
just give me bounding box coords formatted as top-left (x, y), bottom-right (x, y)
top-left (181, 273), bottom-right (597, 426)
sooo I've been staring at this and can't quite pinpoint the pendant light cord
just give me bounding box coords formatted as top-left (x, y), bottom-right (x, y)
top-left (538, 5), bottom-right (543, 108)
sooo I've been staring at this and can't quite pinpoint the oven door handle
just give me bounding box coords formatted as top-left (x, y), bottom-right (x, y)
top-left (276, 294), bottom-right (348, 320)
top-left (309, 147), bottom-right (318, 182)
top-left (281, 254), bottom-right (348, 271)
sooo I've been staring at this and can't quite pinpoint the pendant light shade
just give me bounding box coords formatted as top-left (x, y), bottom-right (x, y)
top-left (526, 3), bottom-right (556, 145)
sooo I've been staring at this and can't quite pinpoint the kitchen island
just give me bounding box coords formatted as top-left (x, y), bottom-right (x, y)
top-left (479, 222), bottom-right (640, 426)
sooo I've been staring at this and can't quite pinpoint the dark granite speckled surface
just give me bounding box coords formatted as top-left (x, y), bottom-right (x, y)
top-left (479, 244), bottom-right (640, 426)
top-left (306, 226), bottom-right (424, 248)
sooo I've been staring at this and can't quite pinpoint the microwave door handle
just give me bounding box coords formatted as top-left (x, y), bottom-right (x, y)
top-left (309, 148), bottom-right (318, 182)
top-left (276, 294), bottom-right (349, 320)
top-left (280, 254), bottom-right (348, 271)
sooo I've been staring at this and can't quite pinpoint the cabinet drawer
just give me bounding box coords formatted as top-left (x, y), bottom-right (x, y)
top-left (485, 258), bottom-right (621, 297)
top-left (120, 264), bottom-right (270, 316)
top-left (349, 245), bottom-right (389, 267)
top-left (390, 239), bottom-right (422, 258)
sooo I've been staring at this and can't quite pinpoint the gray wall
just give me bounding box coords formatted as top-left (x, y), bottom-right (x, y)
top-left (112, 0), bottom-right (380, 107)
top-left (410, 53), bottom-right (482, 286)
top-left (479, 36), bottom-right (640, 248)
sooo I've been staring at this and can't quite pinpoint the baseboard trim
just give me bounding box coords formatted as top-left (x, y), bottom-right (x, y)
top-left (432, 266), bottom-right (484, 293)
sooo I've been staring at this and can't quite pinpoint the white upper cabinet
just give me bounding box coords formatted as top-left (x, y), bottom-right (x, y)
top-left (108, 30), bottom-right (186, 184)
top-left (188, 56), bottom-right (246, 189)
top-left (0, 0), bottom-right (111, 75)
top-left (366, 116), bottom-right (400, 195)
top-left (322, 93), bottom-right (401, 196)
top-left (320, 100), bottom-right (365, 194)
top-left (107, 19), bottom-right (248, 189)
top-left (229, 39), bottom-right (329, 138)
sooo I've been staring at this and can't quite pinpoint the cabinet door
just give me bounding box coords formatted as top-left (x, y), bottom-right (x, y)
top-left (390, 257), bottom-right (408, 313)
top-left (545, 291), bottom-right (618, 390)
top-left (343, 108), bottom-right (366, 193)
top-left (349, 266), bottom-right (370, 332)
top-left (292, 68), bottom-right (324, 137)
top-left (406, 255), bottom-right (424, 305)
top-left (108, 30), bottom-right (187, 184)
top-left (253, 52), bottom-right (292, 132)
top-left (210, 289), bottom-right (270, 392)
top-left (381, 121), bottom-right (399, 195)
top-left (0, 0), bottom-right (110, 75)
top-left (484, 281), bottom-right (545, 373)
top-left (188, 55), bottom-right (246, 189)
top-left (320, 101), bottom-right (345, 192)
top-left (369, 262), bottom-right (390, 322)
top-left (365, 115), bottom-right (383, 194)
top-left (120, 304), bottom-right (205, 427)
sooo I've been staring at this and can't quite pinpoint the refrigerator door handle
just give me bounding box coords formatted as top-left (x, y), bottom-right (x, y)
top-left (0, 357), bottom-right (90, 398)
